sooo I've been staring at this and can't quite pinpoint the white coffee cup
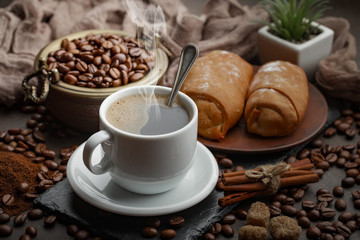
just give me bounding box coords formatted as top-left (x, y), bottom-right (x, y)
top-left (82, 85), bottom-right (198, 194)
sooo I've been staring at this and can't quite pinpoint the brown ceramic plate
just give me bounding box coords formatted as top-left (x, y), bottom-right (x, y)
top-left (198, 83), bottom-right (328, 154)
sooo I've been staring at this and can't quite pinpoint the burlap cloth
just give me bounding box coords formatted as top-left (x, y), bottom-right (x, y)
top-left (0, 0), bottom-right (359, 106)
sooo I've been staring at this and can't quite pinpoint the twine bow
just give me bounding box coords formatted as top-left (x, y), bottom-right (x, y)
top-left (245, 162), bottom-right (290, 195)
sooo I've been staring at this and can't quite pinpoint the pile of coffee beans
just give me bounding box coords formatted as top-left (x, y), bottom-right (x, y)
top-left (141, 215), bottom-right (185, 239)
top-left (47, 33), bottom-right (154, 88)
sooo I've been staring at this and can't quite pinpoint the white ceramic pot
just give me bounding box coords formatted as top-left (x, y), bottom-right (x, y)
top-left (257, 23), bottom-right (334, 80)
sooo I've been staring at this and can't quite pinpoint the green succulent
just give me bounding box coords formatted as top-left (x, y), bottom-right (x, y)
top-left (260, 0), bottom-right (330, 42)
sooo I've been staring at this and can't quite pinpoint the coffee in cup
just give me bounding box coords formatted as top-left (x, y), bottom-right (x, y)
top-left (82, 86), bottom-right (198, 194)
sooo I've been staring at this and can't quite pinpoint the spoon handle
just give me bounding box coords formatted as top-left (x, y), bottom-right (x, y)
top-left (167, 43), bottom-right (199, 107)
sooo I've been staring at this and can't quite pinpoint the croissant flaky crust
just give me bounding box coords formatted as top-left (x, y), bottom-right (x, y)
top-left (181, 50), bottom-right (254, 140)
top-left (245, 61), bottom-right (309, 137)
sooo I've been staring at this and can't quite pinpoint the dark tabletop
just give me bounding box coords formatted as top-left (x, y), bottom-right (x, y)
top-left (1, 0), bottom-right (360, 239)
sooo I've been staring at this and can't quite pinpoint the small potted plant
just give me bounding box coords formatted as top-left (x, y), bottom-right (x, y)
top-left (257, 0), bottom-right (334, 79)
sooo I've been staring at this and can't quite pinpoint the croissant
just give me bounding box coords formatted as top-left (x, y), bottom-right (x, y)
top-left (244, 61), bottom-right (309, 137)
top-left (181, 50), bottom-right (254, 140)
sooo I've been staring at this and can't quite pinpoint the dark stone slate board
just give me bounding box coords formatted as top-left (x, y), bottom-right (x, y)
top-left (35, 106), bottom-right (340, 240)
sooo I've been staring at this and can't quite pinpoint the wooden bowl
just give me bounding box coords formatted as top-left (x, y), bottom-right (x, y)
top-left (34, 29), bottom-right (169, 132)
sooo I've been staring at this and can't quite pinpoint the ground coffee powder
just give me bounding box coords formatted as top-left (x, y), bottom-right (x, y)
top-left (0, 151), bottom-right (39, 216)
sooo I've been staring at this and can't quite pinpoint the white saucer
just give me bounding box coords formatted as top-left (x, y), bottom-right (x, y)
top-left (67, 141), bottom-right (219, 216)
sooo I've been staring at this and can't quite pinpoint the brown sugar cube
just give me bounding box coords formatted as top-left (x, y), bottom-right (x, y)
top-left (245, 201), bottom-right (270, 228)
top-left (238, 225), bottom-right (267, 240)
top-left (269, 216), bottom-right (301, 240)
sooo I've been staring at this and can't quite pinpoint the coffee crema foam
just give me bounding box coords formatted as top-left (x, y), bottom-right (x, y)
top-left (106, 94), bottom-right (188, 135)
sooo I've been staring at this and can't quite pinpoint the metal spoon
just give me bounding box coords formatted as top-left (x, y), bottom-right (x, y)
top-left (166, 43), bottom-right (199, 107)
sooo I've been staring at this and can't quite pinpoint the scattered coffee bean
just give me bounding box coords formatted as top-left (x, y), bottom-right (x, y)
top-left (269, 205), bottom-right (281, 217)
top-left (335, 199), bottom-right (347, 211)
top-left (302, 201), bottom-right (316, 211)
top-left (317, 193), bottom-right (334, 203)
top-left (311, 139), bottom-right (323, 148)
top-left (141, 226), bottom-right (158, 238)
top-left (280, 205), bottom-right (297, 217)
top-left (160, 229), bottom-right (176, 239)
top-left (333, 234), bottom-right (345, 240)
top-left (345, 128), bottom-right (356, 138)
top-left (19, 234), bottom-right (32, 240)
top-left (308, 209), bottom-right (321, 221)
top-left (221, 224), bottom-right (234, 238)
top-left (321, 233), bottom-right (334, 240)
top-left (307, 226), bottom-right (321, 239)
top-left (17, 182), bottom-right (30, 194)
top-left (317, 189), bottom-right (330, 196)
top-left (0, 214), bottom-right (10, 224)
top-left (44, 215), bottom-right (57, 227)
top-left (317, 221), bottom-right (332, 231)
top-left (333, 186), bottom-right (344, 197)
top-left (25, 226), bottom-right (37, 237)
top-left (0, 224), bottom-right (12, 237)
top-left (292, 188), bottom-right (305, 200)
top-left (2, 194), bottom-right (14, 206)
top-left (338, 212), bottom-right (354, 223)
top-left (168, 216), bottom-right (184, 228)
top-left (344, 161), bottom-right (358, 169)
top-left (74, 229), bottom-right (90, 240)
top-left (314, 168), bottom-right (324, 177)
top-left (297, 210), bottom-right (307, 218)
top-left (222, 214), bottom-right (236, 224)
top-left (321, 208), bottom-right (336, 220)
top-left (354, 199), bottom-right (360, 209)
top-left (210, 223), bottom-right (222, 235)
top-left (235, 209), bottom-right (247, 220)
top-left (336, 158), bottom-right (346, 168)
top-left (203, 232), bottom-right (216, 240)
top-left (219, 158), bottom-right (233, 168)
top-left (273, 193), bottom-right (287, 203)
top-left (346, 168), bottom-right (359, 178)
top-left (324, 127), bottom-right (336, 137)
top-left (67, 224), bottom-right (79, 236)
top-left (341, 177), bottom-right (355, 188)
top-left (315, 201), bottom-right (328, 211)
top-left (335, 224), bottom-right (351, 238)
top-left (27, 208), bottom-right (43, 220)
top-left (298, 216), bottom-right (311, 228)
top-left (13, 212), bottom-right (27, 226)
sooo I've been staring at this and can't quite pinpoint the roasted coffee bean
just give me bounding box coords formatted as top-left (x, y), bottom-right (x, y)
top-left (333, 186), bottom-right (344, 197)
top-left (302, 201), bottom-right (316, 211)
top-left (346, 168), bottom-right (359, 178)
top-left (337, 122), bottom-right (351, 133)
top-left (345, 128), bottom-right (356, 138)
top-left (317, 193), bottom-right (334, 203)
top-left (311, 139), bottom-right (323, 147)
top-left (26, 119), bottom-right (38, 128)
top-left (308, 209), bottom-right (321, 221)
top-left (338, 212), bottom-right (354, 223)
top-left (356, 175), bottom-right (360, 184)
top-left (142, 226), bottom-right (158, 238)
top-left (74, 229), bottom-right (90, 240)
top-left (341, 177), bottom-right (355, 188)
top-left (13, 212), bottom-right (27, 226)
top-left (51, 171), bottom-right (64, 182)
top-left (219, 158), bottom-right (233, 168)
top-left (352, 190), bottom-right (360, 199)
top-left (210, 223), bottom-right (222, 235)
top-left (317, 189), bottom-right (330, 196)
top-left (2, 194), bottom-right (14, 206)
top-left (0, 224), bottom-right (12, 237)
top-left (326, 153), bottom-right (338, 164)
top-left (336, 157), bottom-right (347, 168)
top-left (44, 160), bottom-right (59, 170)
top-left (339, 150), bottom-right (351, 159)
top-left (67, 224), bottom-right (79, 236)
top-left (335, 224), bottom-right (351, 238)
top-left (317, 161), bottom-right (330, 170)
top-left (281, 205), bottom-right (297, 217)
top-left (35, 142), bottom-right (46, 154)
top-left (314, 168), bottom-right (324, 177)
top-left (221, 224), bottom-right (234, 238)
top-left (333, 234), bottom-right (345, 240)
top-left (222, 214), bottom-right (236, 224)
top-left (317, 221), bottom-right (332, 230)
top-left (21, 105), bottom-right (37, 113)
top-left (28, 209), bottom-right (43, 220)
top-left (168, 216), bottom-right (184, 228)
top-left (233, 165), bottom-right (245, 172)
top-left (269, 205), bottom-right (281, 217)
top-left (0, 214), bottom-right (10, 224)
top-left (345, 220), bottom-right (357, 232)
top-left (298, 148), bottom-right (310, 159)
top-left (354, 199), bottom-right (360, 209)
top-left (290, 188), bottom-right (304, 200)
top-left (311, 153), bottom-right (325, 164)
top-left (307, 226), bottom-right (321, 239)
top-left (297, 209), bottom-right (307, 218)
top-left (335, 199), bottom-right (347, 211)
top-left (320, 233), bottom-right (334, 240)
top-left (203, 232), bottom-right (216, 240)
top-left (17, 182), bottom-right (30, 193)
top-left (19, 234), bottom-right (32, 240)
top-left (273, 193), bottom-right (288, 203)
top-left (298, 216), bottom-right (311, 228)
top-left (24, 193), bottom-right (39, 200)
top-left (321, 208), bottom-right (336, 220)
top-left (235, 209), bottom-right (247, 220)
top-left (144, 217), bottom-right (161, 228)
top-left (44, 215), bottom-right (56, 227)
top-left (25, 226), bottom-right (37, 237)
top-left (324, 127), bottom-right (336, 137)
top-left (160, 229), bottom-right (176, 239)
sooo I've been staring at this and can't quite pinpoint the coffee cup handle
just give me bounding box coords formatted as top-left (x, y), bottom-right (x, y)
top-left (83, 130), bottom-right (112, 175)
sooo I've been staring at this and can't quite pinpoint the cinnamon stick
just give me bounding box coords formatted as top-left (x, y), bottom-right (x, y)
top-left (223, 158), bottom-right (311, 178)
top-left (218, 191), bottom-right (261, 207)
top-left (280, 170), bottom-right (315, 178)
top-left (290, 163), bottom-right (315, 171)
